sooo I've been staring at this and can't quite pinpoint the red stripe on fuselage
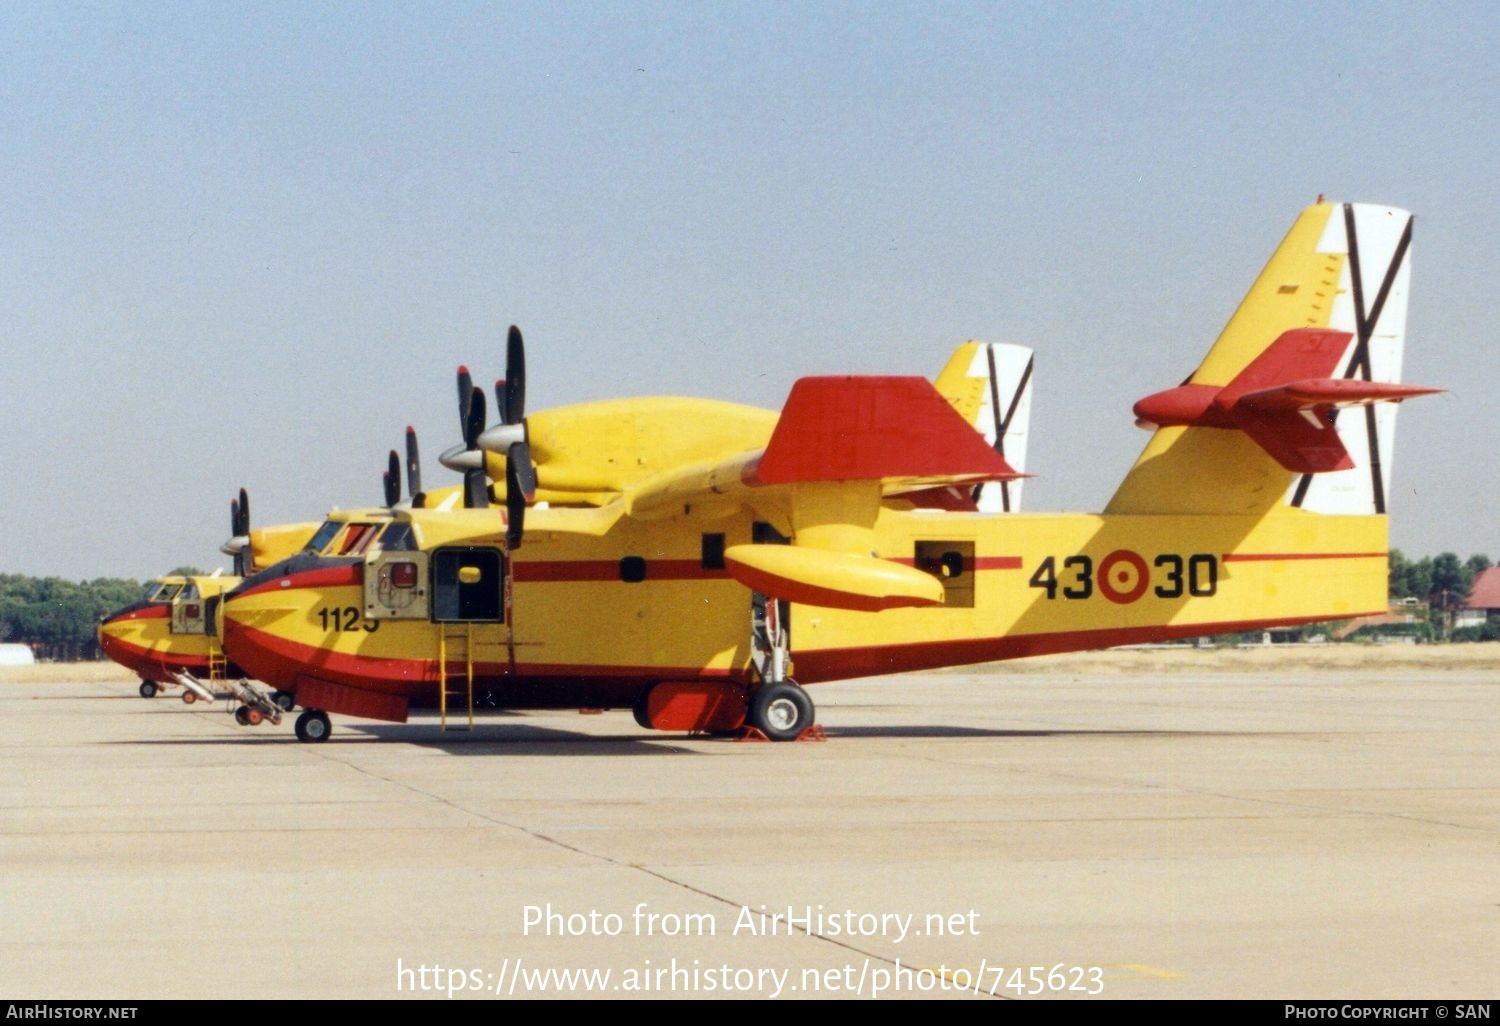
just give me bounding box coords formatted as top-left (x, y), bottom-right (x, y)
top-left (105, 604), bottom-right (170, 622)
top-left (232, 564), bottom-right (363, 600)
top-left (1221, 552), bottom-right (1385, 563)
top-left (888, 556), bottom-right (1023, 571)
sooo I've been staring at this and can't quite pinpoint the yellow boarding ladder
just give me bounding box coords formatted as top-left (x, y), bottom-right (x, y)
top-left (207, 640), bottom-right (227, 682)
top-left (438, 624), bottom-right (475, 731)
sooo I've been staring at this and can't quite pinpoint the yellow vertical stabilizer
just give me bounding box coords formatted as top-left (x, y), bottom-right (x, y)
top-left (1107, 203), bottom-right (1346, 516)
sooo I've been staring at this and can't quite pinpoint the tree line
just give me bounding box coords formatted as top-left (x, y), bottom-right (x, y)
top-left (1387, 550), bottom-right (1491, 604)
top-left (1386, 551), bottom-right (1496, 642)
top-left (0, 574), bottom-right (151, 661)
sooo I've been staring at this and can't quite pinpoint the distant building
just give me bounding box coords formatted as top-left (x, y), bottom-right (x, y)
top-left (0, 643), bottom-right (36, 666)
top-left (1455, 567), bottom-right (1500, 630)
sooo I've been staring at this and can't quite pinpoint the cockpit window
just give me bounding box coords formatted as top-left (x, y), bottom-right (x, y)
top-left (303, 520), bottom-right (342, 554)
top-left (378, 522), bottom-right (415, 552)
top-left (180, 584), bottom-right (200, 602)
top-left (337, 523), bottom-right (380, 556)
top-left (151, 583), bottom-right (182, 603)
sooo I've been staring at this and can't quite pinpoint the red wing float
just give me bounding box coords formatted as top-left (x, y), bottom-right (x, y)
top-left (215, 201), bottom-right (1438, 743)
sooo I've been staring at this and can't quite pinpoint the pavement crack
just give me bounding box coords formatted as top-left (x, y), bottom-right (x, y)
top-left (309, 748), bottom-right (1007, 999)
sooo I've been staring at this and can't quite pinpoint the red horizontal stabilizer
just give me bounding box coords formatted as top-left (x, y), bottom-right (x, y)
top-left (757, 376), bottom-right (1020, 485)
top-left (1236, 379), bottom-right (1442, 411)
top-left (1215, 328), bottom-right (1353, 408)
top-left (1237, 409), bottom-right (1352, 473)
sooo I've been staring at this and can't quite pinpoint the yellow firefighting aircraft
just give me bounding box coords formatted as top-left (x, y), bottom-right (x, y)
top-left (97, 431), bottom-right (454, 710)
top-left (93, 429), bottom-right (507, 717)
top-left (221, 201), bottom-right (1436, 744)
top-left (97, 488), bottom-right (320, 703)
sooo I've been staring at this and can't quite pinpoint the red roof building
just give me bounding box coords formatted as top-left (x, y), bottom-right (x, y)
top-left (1455, 567), bottom-right (1500, 629)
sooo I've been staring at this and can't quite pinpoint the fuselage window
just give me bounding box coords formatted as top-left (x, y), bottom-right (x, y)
top-left (915, 540), bottom-right (976, 608)
top-left (378, 522), bottom-right (416, 552)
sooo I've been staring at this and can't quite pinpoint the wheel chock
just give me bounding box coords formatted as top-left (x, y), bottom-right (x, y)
top-left (731, 723), bottom-right (826, 743)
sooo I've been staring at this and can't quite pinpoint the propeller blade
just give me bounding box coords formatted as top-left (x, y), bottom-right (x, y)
top-left (464, 468), bottom-right (490, 509)
top-left (505, 440), bottom-right (535, 550)
top-left (504, 324), bottom-right (526, 424)
top-left (238, 488), bottom-right (250, 537)
top-left (405, 425), bottom-right (421, 498)
top-left (384, 450), bottom-right (401, 507)
top-left (229, 498), bottom-right (245, 576)
top-left (464, 386), bottom-right (486, 450)
top-left (456, 365), bottom-right (473, 434)
top-left (508, 441), bottom-right (536, 501)
top-left (506, 456), bottom-right (525, 550)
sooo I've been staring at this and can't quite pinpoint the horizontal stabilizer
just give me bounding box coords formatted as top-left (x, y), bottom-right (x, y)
top-left (1236, 379), bottom-right (1441, 411)
top-left (1133, 326), bottom-right (1440, 476)
top-left (757, 377), bottom-right (1020, 485)
top-left (1215, 327), bottom-right (1352, 405)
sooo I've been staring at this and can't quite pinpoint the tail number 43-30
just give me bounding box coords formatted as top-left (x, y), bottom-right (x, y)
top-left (1028, 550), bottom-right (1218, 605)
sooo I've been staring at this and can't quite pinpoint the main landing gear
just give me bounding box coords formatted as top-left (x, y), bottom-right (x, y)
top-left (747, 680), bottom-right (816, 742)
top-left (138, 680), bottom-right (158, 698)
top-left (295, 709), bottom-right (331, 743)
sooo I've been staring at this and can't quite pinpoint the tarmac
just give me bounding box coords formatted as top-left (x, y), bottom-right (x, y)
top-left (1, 658), bottom-right (1496, 1000)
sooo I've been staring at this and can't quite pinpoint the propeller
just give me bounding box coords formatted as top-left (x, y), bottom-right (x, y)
top-left (439, 325), bottom-right (536, 532)
top-left (438, 364), bottom-right (487, 478)
top-left (222, 487), bottom-right (252, 576)
top-left (478, 325), bottom-right (535, 548)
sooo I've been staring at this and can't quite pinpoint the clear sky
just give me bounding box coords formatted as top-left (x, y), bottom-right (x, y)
top-left (2, 1), bottom-right (1495, 580)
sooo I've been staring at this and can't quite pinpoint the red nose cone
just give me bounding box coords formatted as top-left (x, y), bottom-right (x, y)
top-left (1133, 384), bottom-right (1218, 427)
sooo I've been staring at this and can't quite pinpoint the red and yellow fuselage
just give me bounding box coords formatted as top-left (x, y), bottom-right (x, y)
top-left (219, 503), bottom-right (1387, 723)
top-left (97, 575), bottom-right (242, 682)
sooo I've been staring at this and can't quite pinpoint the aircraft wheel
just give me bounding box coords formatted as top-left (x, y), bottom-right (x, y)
top-left (234, 706), bottom-right (251, 726)
top-left (139, 681), bottom-right (157, 699)
top-left (748, 680), bottom-right (814, 742)
top-left (245, 706), bottom-right (264, 726)
top-left (271, 690), bottom-right (295, 712)
top-left (181, 690), bottom-right (197, 705)
top-left (295, 710), bottom-right (331, 743)
top-left (631, 689), bottom-right (655, 730)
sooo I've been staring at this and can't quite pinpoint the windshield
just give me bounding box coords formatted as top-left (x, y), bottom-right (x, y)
top-left (303, 520), bottom-right (342, 554)
top-left (337, 523), bottom-right (381, 556)
top-left (150, 583), bottom-right (182, 603)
